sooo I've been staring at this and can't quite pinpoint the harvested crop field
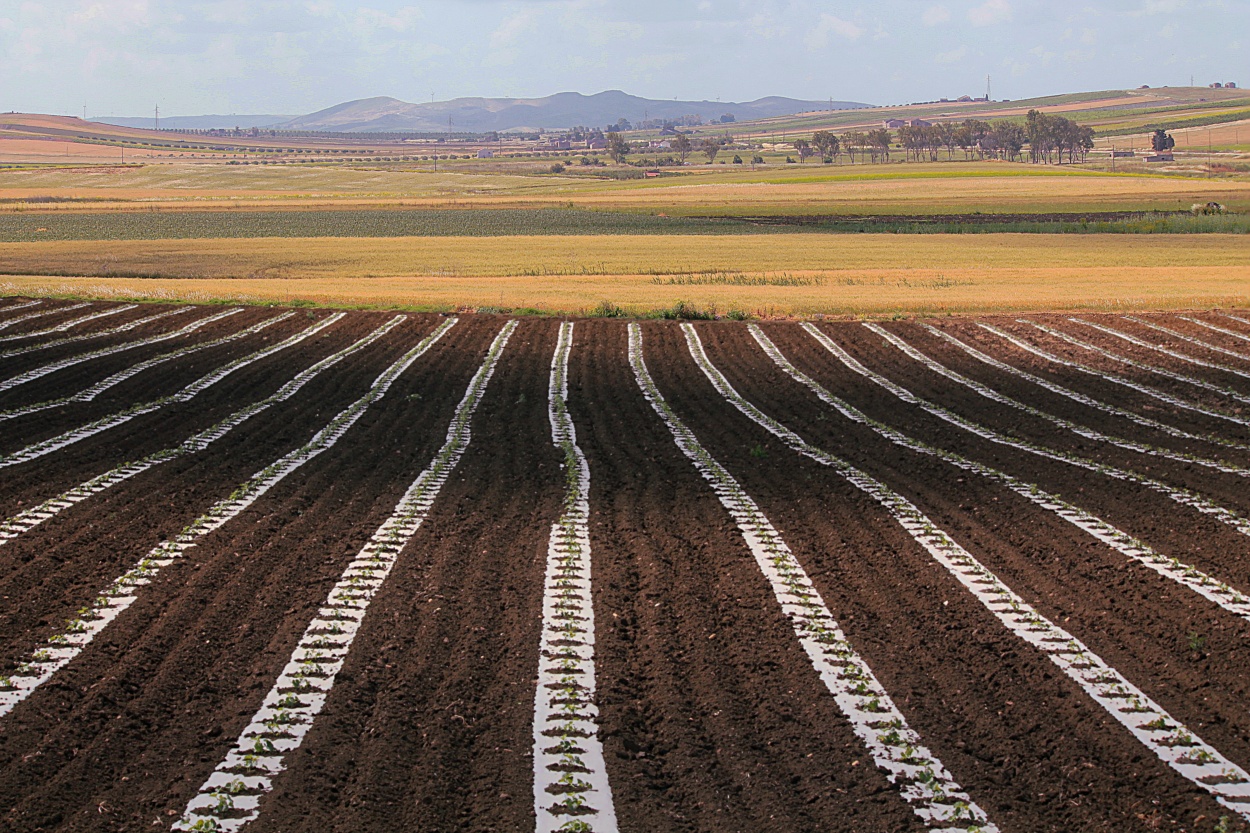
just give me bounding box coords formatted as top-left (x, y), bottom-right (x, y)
top-left (3, 297), bottom-right (1250, 832)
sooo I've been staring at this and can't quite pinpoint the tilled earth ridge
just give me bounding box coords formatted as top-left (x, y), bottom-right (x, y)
top-left (0, 311), bottom-right (394, 514)
top-left (0, 315), bottom-right (465, 674)
top-left (0, 303), bottom-right (185, 376)
top-left (872, 320), bottom-right (1250, 490)
top-left (0, 300), bottom-right (1248, 832)
top-left (0, 308), bottom-right (326, 450)
top-left (570, 320), bottom-right (924, 833)
top-left (648, 321), bottom-right (1238, 832)
top-left (702, 321), bottom-right (1250, 811)
top-left (794, 322), bottom-right (1250, 588)
top-left (246, 319), bottom-right (562, 833)
top-left (0, 315), bottom-right (493, 831)
top-left (952, 316), bottom-right (1250, 435)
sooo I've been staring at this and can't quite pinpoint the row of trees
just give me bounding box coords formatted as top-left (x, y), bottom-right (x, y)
top-left (603, 109), bottom-right (1096, 166)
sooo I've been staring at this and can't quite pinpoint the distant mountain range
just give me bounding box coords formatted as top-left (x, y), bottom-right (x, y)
top-left (100, 91), bottom-right (870, 134)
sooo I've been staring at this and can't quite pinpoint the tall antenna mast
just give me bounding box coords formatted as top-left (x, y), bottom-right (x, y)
top-left (154, 104), bottom-right (159, 131)
top-left (986, 75), bottom-right (991, 101)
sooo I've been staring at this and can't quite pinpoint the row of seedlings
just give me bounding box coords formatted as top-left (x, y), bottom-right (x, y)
top-left (679, 323), bottom-right (1250, 820)
top-left (0, 307), bottom-right (214, 393)
top-left (871, 324), bottom-right (1250, 471)
top-left (0, 303), bottom-right (136, 344)
top-left (628, 323), bottom-right (998, 833)
top-left (0, 312), bottom-right (344, 468)
top-left (0, 305), bottom-right (188, 359)
top-left (0, 308), bottom-right (265, 423)
top-left (1126, 316), bottom-right (1250, 366)
top-left (0, 316), bottom-right (421, 547)
top-left (0, 317), bottom-right (456, 717)
top-left (809, 326), bottom-right (1250, 544)
top-left (0, 301), bottom-right (88, 333)
top-left (989, 321), bottom-right (1250, 426)
top-left (172, 320), bottom-right (514, 833)
top-left (748, 325), bottom-right (1250, 635)
top-left (532, 322), bottom-right (617, 833)
top-left (1067, 319), bottom-right (1250, 397)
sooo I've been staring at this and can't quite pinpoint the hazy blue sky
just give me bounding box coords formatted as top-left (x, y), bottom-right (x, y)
top-left (2, 0), bottom-right (1244, 116)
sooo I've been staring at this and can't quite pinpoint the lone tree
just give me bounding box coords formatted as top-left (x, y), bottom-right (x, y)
top-left (701, 137), bottom-right (720, 163)
top-left (812, 130), bottom-right (840, 162)
top-left (1152, 129), bottom-right (1176, 153)
top-left (672, 132), bottom-right (692, 164)
top-left (793, 138), bottom-right (813, 162)
top-left (606, 132), bottom-right (631, 163)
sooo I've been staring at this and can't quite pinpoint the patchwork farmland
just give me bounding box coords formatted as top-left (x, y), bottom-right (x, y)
top-left (2, 297), bottom-right (1250, 832)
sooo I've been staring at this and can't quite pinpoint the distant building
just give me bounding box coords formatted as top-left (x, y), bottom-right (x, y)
top-left (1146, 153), bottom-right (1174, 163)
top-left (476, 149), bottom-right (494, 158)
top-left (907, 118), bottom-right (932, 128)
top-left (883, 118), bottom-right (906, 129)
top-left (957, 95), bottom-right (974, 102)
top-left (585, 138), bottom-right (606, 150)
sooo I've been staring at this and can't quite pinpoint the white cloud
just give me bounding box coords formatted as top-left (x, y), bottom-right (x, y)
top-left (935, 45), bottom-right (967, 63)
top-left (804, 13), bottom-right (863, 49)
top-left (1136, 0), bottom-right (1186, 14)
top-left (968, 0), bottom-right (1012, 26)
top-left (923, 5), bottom-right (951, 26)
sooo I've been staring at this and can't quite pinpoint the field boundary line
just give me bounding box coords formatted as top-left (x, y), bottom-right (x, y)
top-left (0, 302), bottom-right (88, 332)
top-left (892, 324), bottom-right (1250, 471)
top-left (0, 304), bottom-right (136, 344)
top-left (1075, 318), bottom-right (1250, 384)
top-left (1126, 316), bottom-right (1250, 368)
top-left (0, 308), bottom-right (251, 421)
top-left (0, 316), bottom-right (420, 546)
top-left (0, 312), bottom-right (341, 468)
top-left (532, 321), bottom-right (617, 833)
top-left (0, 306), bottom-right (189, 359)
top-left (0, 316), bottom-right (456, 719)
top-left (759, 325), bottom-right (1250, 625)
top-left (172, 320), bottom-right (511, 833)
top-left (998, 322), bottom-right (1250, 426)
top-left (684, 323), bottom-right (1250, 820)
top-left (0, 308), bottom-right (211, 394)
top-left (631, 322), bottom-right (998, 833)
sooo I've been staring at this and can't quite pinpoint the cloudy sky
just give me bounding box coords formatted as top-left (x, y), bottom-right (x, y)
top-left (1, 0), bottom-right (1243, 117)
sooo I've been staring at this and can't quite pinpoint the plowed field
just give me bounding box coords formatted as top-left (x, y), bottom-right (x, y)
top-left (3, 297), bottom-right (1250, 833)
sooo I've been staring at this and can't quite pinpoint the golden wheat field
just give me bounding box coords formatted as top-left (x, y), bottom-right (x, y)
top-left (3, 233), bottom-right (1247, 316)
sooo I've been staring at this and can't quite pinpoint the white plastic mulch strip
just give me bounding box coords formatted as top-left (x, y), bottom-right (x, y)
top-left (994, 321), bottom-right (1250, 427)
top-left (0, 316), bottom-right (424, 547)
top-left (939, 323), bottom-right (1250, 449)
top-left (0, 300), bottom-right (43, 316)
top-left (1073, 318), bottom-right (1250, 384)
top-left (891, 324), bottom-right (1250, 472)
top-left (630, 323), bottom-right (997, 833)
top-left (532, 322), bottom-right (617, 833)
top-left (0, 317), bottom-right (457, 721)
top-left (0, 308), bottom-right (203, 393)
top-left (1126, 316), bottom-right (1250, 365)
top-left (0, 302), bottom-right (88, 332)
top-left (1179, 316), bottom-right (1250, 345)
top-left (756, 325), bottom-right (1250, 625)
top-left (0, 306), bottom-right (189, 359)
top-left (0, 308), bottom-right (259, 423)
top-left (682, 323), bottom-right (1250, 820)
top-left (0, 312), bottom-right (342, 469)
top-left (825, 326), bottom-right (1250, 544)
top-left (172, 320), bottom-right (512, 833)
top-left (0, 304), bottom-right (137, 344)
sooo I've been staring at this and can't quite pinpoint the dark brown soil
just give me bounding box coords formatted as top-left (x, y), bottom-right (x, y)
top-left (2, 301), bottom-right (1249, 833)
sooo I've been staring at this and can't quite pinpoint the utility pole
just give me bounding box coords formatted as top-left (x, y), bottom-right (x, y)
top-left (154, 104), bottom-right (159, 131)
top-left (986, 75), bottom-right (991, 102)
